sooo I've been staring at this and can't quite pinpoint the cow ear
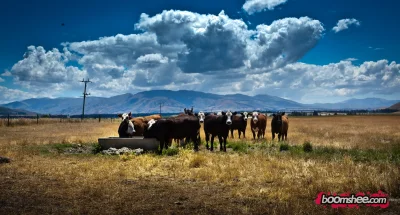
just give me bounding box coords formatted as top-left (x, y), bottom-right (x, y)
top-left (222, 112), bottom-right (226, 115)
top-left (117, 114), bottom-right (122, 118)
top-left (273, 114), bottom-right (276, 117)
top-left (282, 112), bottom-right (285, 116)
top-left (128, 112), bottom-right (132, 117)
top-left (232, 111), bottom-right (237, 115)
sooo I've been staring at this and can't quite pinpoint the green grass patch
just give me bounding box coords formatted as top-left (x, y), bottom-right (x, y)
top-left (302, 141), bottom-right (313, 152)
top-left (162, 147), bottom-right (180, 156)
top-left (227, 141), bottom-right (249, 153)
top-left (279, 143), bottom-right (290, 151)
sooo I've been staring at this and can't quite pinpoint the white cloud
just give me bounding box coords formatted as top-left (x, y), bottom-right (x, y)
top-left (0, 77), bottom-right (4, 82)
top-left (332, 18), bottom-right (360, 33)
top-left (0, 86), bottom-right (38, 104)
top-left (1, 70), bottom-right (12, 77)
top-left (11, 46), bottom-right (87, 87)
top-left (3, 9), bottom-right (399, 104)
top-left (369, 46), bottom-right (384, 51)
top-left (243, 0), bottom-right (288, 15)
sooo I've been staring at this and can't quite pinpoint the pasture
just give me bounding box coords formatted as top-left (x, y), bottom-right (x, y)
top-left (0, 115), bottom-right (399, 214)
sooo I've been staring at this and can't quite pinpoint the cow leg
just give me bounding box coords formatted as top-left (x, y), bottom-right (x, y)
top-left (159, 140), bottom-right (165, 154)
top-left (284, 132), bottom-right (288, 141)
top-left (243, 130), bottom-right (246, 138)
top-left (218, 135), bottom-right (223, 151)
top-left (210, 135), bottom-right (215, 151)
top-left (193, 135), bottom-right (199, 152)
top-left (278, 133), bottom-right (282, 141)
top-left (223, 136), bottom-right (227, 152)
top-left (238, 130), bottom-right (241, 139)
top-left (252, 130), bottom-right (256, 140)
top-left (272, 132), bottom-right (275, 140)
top-left (205, 133), bottom-right (210, 150)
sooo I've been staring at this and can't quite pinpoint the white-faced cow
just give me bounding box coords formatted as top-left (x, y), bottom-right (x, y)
top-left (230, 112), bottom-right (249, 138)
top-left (204, 110), bottom-right (233, 152)
top-left (117, 112), bottom-right (135, 138)
top-left (249, 112), bottom-right (267, 140)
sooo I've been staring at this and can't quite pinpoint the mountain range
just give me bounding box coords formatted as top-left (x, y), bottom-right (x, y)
top-left (0, 90), bottom-right (398, 115)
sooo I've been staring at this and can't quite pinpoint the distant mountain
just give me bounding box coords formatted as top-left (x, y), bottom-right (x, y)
top-left (1, 90), bottom-right (305, 115)
top-left (311, 98), bottom-right (400, 110)
top-left (1, 90), bottom-right (398, 115)
top-left (0, 106), bottom-right (37, 116)
top-left (387, 102), bottom-right (400, 111)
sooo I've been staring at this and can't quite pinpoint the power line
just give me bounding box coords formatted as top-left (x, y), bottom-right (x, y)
top-left (80, 78), bottom-right (91, 121)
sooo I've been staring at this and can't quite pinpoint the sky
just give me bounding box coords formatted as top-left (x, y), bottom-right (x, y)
top-left (0, 0), bottom-right (399, 104)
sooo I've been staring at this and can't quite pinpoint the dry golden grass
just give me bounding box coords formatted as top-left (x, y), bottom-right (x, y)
top-left (0, 116), bottom-right (400, 215)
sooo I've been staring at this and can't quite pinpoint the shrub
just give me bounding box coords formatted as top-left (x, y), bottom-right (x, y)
top-left (303, 141), bottom-right (313, 152)
top-left (279, 143), bottom-right (290, 151)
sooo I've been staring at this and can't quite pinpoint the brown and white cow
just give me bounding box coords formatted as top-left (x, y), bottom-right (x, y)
top-left (249, 112), bottom-right (267, 140)
top-left (117, 112), bottom-right (135, 138)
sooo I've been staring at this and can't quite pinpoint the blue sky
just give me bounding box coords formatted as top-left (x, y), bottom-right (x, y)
top-left (0, 0), bottom-right (399, 104)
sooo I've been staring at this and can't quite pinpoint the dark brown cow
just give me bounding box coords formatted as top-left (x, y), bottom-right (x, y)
top-left (204, 111), bottom-right (233, 152)
top-left (271, 112), bottom-right (289, 141)
top-left (249, 112), bottom-right (267, 140)
top-left (143, 115), bottom-right (200, 153)
top-left (230, 112), bottom-right (249, 138)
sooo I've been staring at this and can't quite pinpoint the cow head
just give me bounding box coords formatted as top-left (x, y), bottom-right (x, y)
top-left (184, 107), bottom-right (194, 116)
top-left (117, 112), bottom-right (135, 135)
top-left (252, 112), bottom-right (259, 123)
top-left (147, 119), bottom-right (157, 129)
top-left (272, 112), bottom-right (285, 127)
top-left (196, 111), bottom-right (205, 123)
top-left (242, 112), bottom-right (249, 121)
top-left (225, 110), bottom-right (233, 125)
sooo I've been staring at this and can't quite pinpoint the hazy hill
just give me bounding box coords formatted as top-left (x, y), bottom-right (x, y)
top-left (0, 106), bottom-right (37, 116)
top-left (1, 90), bottom-right (398, 115)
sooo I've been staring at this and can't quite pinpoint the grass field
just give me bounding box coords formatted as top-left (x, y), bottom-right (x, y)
top-left (1, 115), bottom-right (399, 214)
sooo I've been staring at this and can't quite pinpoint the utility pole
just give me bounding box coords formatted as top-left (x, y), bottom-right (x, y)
top-left (159, 103), bottom-right (164, 117)
top-left (80, 78), bottom-right (91, 121)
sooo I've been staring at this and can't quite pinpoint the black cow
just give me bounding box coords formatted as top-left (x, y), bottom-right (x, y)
top-left (143, 116), bottom-right (200, 153)
top-left (204, 111), bottom-right (233, 152)
top-left (230, 112), bottom-right (249, 138)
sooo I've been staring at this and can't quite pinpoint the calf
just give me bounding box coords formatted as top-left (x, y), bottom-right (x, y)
top-left (204, 111), bottom-right (233, 152)
top-left (271, 112), bottom-right (289, 141)
top-left (144, 116), bottom-right (200, 153)
top-left (117, 112), bottom-right (135, 138)
top-left (230, 112), bottom-right (249, 138)
top-left (249, 112), bottom-right (267, 140)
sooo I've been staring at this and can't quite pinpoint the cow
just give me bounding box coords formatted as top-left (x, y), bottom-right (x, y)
top-left (172, 109), bottom-right (205, 147)
top-left (230, 112), bottom-right (249, 139)
top-left (117, 112), bottom-right (135, 138)
top-left (249, 112), bottom-right (267, 140)
top-left (143, 114), bottom-right (161, 122)
top-left (143, 115), bottom-right (201, 153)
top-left (204, 111), bottom-right (233, 152)
top-left (271, 112), bottom-right (289, 141)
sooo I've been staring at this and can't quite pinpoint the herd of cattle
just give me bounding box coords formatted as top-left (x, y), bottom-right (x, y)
top-left (117, 108), bottom-right (289, 153)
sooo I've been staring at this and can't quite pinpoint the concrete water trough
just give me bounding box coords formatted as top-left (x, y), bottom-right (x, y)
top-left (98, 137), bottom-right (160, 151)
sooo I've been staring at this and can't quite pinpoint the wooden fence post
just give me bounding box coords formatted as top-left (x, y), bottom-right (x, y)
top-left (37, 114), bottom-right (39, 124)
top-left (99, 115), bottom-right (101, 123)
top-left (7, 114), bottom-right (10, 126)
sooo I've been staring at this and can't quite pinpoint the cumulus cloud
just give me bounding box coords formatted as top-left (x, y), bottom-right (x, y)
top-left (243, 0), bottom-right (288, 15)
top-left (10, 46), bottom-right (86, 87)
top-left (332, 18), bottom-right (360, 33)
top-left (0, 77), bottom-right (4, 82)
top-left (248, 17), bottom-right (324, 70)
top-left (3, 9), bottom-right (398, 104)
